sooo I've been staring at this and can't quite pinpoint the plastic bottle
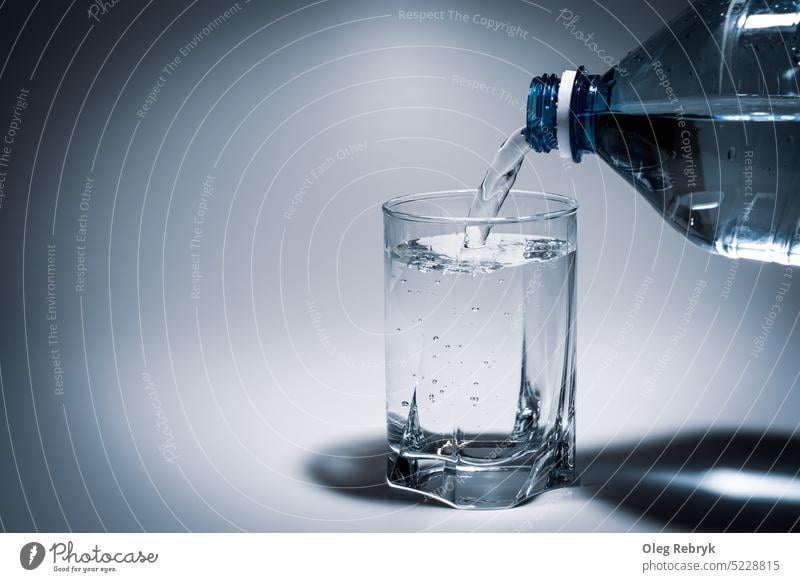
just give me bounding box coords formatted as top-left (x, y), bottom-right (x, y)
top-left (525, 0), bottom-right (800, 265)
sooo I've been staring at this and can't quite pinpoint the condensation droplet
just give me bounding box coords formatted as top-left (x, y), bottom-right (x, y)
top-left (434, 280), bottom-right (441, 285)
top-left (401, 401), bottom-right (409, 407)
top-left (472, 306), bottom-right (480, 312)
top-left (433, 335), bottom-right (439, 341)
top-left (503, 312), bottom-right (511, 317)
top-left (498, 278), bottom-right (504, 284)
top-left (473, 382), bottom-right (479, 387)
top-left (432, 379), bottom-right (438, 384)
top-left (400, 278), bottom-right (407, 284)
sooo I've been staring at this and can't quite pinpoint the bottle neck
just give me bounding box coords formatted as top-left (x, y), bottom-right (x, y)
top-left (524, 67), bottom-right (610, 163)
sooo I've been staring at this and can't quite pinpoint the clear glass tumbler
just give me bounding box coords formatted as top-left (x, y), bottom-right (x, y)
top-left (383, 190), bottom-right (577, 509)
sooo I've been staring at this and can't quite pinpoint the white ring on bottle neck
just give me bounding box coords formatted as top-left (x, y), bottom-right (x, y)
top-left (557, 69), bottom-right (577, 159)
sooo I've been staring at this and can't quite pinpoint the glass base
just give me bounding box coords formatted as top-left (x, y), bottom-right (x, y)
top-left (387, 440), bottom-right (576, 509)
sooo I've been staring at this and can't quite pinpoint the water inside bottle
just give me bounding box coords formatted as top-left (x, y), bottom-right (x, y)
top-left (591, 96), bottom-right (800, 264)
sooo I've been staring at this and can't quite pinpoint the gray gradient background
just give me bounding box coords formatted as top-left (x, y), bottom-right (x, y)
top-left (0, 0), bottom-right (798, 532)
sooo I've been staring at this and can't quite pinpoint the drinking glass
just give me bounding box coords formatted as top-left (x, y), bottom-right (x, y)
top-left (383, 189), bottom-right (577, 509)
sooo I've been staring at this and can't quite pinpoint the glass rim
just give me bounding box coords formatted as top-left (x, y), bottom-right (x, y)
top-left (382, 189), bottom-right (578, 225)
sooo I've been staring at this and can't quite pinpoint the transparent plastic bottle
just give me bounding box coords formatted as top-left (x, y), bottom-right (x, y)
top-left (525, 0), bottom-right (800, 265)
